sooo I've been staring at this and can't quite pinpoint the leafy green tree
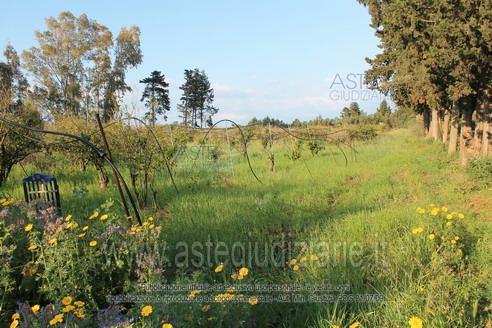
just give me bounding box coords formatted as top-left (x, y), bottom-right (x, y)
top-left (340, 102), bottom-right (362, 123)
top-left (377, 99), bottom-right (391, 117)
top-left (22, 11), bottom-right (142, 121)
top-left (139, 71), bottom-right (170, 126)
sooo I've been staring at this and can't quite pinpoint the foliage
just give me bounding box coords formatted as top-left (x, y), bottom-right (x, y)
top-left (21, 11), bottom-right (142, 121)
top-left (178, 69), bottom-right (218, 128)
top-left (307, 141), bottom-right (325, 156)
top-left (0, 45), bottom-right (42, 186)
top-left (49, 116), bottom-right (109, 187)
top-left (140, 71), bottom-right (170, 125)
top-left (340, 102), bottom-right (362, 123)
top-left (287, 140), bottom-right (303, 160)
top-left (348, 125), bottom-right (378, 142)
top-left (467, 157), bottom-right (492, 189)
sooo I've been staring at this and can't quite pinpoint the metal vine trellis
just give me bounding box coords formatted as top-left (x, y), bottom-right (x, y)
top-left (1, 113), bottom-right (358, 226)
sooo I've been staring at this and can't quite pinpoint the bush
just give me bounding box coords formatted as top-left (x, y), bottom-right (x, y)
top-left (308, 141), bottom-right (325, 156)
top-left (348, 126), bottom-right (378, 142)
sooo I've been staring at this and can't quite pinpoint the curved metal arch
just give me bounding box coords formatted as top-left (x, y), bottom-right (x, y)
top-left (120, 116), bottom-right (179, 194)
top-left (193, 119), bottom-right (263, 184)
top-left (0, 116), bottom-right (143, 225)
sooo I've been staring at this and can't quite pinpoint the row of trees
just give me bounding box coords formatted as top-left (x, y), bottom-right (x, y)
top-left (357, 0), bottom-right (491, 164)
top-left (249, 100), bottom-right (407, 128)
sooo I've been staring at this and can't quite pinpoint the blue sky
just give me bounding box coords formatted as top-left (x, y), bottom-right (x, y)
top-left (1, 0), bottom-right (388, 124)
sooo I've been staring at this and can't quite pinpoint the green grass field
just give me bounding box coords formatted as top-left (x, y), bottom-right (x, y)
top-left (2, 127), bottom-right (491, 327)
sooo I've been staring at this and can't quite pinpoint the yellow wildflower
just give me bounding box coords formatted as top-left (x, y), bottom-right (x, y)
top-left (239, 267), bottom-right (249, 277)
top-left (441, 207), bottom-right (448, 212)
top-left (289, 258), bottom-right (297, 265)
top-left (31, 304), bottom-right (40, 314)
top-left (10, 320), bottom-right (19, 328)
top-left (458, 213), bottom-right (465, 219)
top-left (12, 313), bottom-right (20, 320)
top-left (28, 244), bottom-right (37, 251)
top-left (188, 290), bottom-right (200, 300)
top-left (149, 224), bottom-right (155, 229)
top-left (148, 217), bottom-right (154, 221)
top-left (201, 304), bottom-right (211, 312)
top-left (88, 211), bottom-right (99, 220)
top-left (49, 314), bottom-right (64, 326)
top-left (62, 296), bottom-right (72, 305)
top-left (417, 286), bottom-right (425, 293)
top-left (408, 316), bottom-right (423, 328)
top-left (416, 207), bottom-right (425, 214)
top-left (293, 265), bottom-right (300, 271)
top-left (140, 305), bottom-right (153, 317)
top-left (428, 234), bottom-right (435, 240)
top-left (299, 257), bottom-right (307, 264)
top-left (100, 214), bottom-right (108, 221)
top-left (310, 254), bottom-right (319, 261)
top-left (64, 215), bottom-right (72, 222)
top-left (214, 263), bottom-right (224, 273)
top-left (62, 305), bottom-right (75, 313)
top-left (412, 227), bottom-right (424, 234)
top-left (74, 301), bottom-right (85, 307)
top-left (78, 233), bottom-right (86, 238)
top-left (430, 208), bottom-right (439, 216)
top-left (48, 238), bottom-right (57, 246)
top-left (25, 224), bottom-right (33, 232)
top-left (248, 296), bottom-right (259, 305)
top-left (162, 324), bottom-right (173, 328)
top-left (74, 309), bottom-right (85, 319)
top-left (454, 236), bottom-right (460, 241)
top-left (331, 326), bottom-right (341, 328)
top-left (446, 214), bottom-right (453, 220)
top-left (451, 240), bottom-right (457, 245)
top-left (89, 240), bottom-right (97, 247)
top-left (446, 221), bottom-right (452, 227)
top-left (349, 322), bottom-right (361, 328)
top-left (231, 273), bottom-right (239, 280)
top-left (82, 226), bottom-right (89, 232)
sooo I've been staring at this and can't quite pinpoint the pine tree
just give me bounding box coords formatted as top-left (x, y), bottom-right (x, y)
top-left (178, 69), bottom-right (218, 127)
top-left (139, 71), bottom-right (170, 126)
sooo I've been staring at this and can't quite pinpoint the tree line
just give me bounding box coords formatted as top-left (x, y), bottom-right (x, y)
top-left (357, 0), bottom-right (491, 164)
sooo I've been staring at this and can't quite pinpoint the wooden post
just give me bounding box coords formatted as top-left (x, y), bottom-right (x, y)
top-left (95, 114), bottom-right (131, 218)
